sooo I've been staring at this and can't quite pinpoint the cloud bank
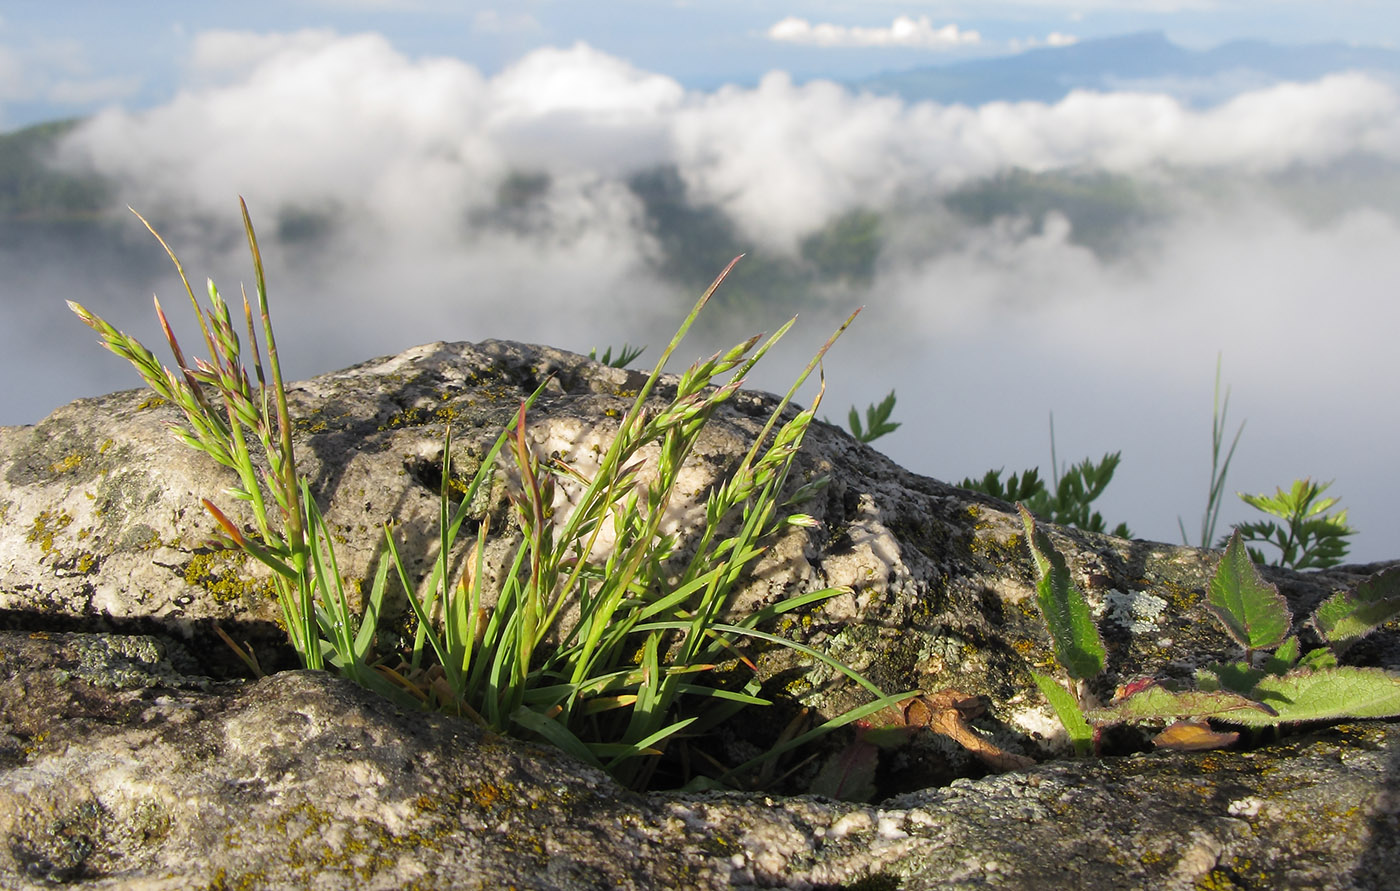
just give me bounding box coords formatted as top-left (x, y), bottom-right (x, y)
top-left (13, 29), bottom-right (1400, 558)
top-left (766, 16), bottom-right (982, 49)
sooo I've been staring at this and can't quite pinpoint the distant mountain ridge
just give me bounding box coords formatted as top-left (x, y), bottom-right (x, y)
top-left (850, 30), bottom-right (1400, 106)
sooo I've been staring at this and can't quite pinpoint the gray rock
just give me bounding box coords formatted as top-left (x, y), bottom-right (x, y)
top-left (2, 340), bottom-right (1399, 888)
top-left (0, 630), bottom-right (1396, 890)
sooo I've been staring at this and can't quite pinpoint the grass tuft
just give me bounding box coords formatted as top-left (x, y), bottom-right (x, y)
top-left (73, 201), bottom-right (903, 790)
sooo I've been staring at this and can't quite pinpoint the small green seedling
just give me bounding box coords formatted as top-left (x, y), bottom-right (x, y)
top-left (971, 451), bottom-right (1130, 539)
top-left (1229, 478), bottom-right (1355, 570)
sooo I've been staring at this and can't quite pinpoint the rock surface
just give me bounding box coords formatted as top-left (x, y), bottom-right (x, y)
top-left (0, 630), bottom-right (1397, 890)
top-left (2, 339), bottom-right (1398, 888)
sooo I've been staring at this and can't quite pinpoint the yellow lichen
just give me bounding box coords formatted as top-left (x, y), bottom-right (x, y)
top-left (49, 453), bottom-right (84, 474)
top-left (182, 550), bottom-right (278, 605)
top-left (26, 509), bottom-right (74, 555)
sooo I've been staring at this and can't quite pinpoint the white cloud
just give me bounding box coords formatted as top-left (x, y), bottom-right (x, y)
top-left (33, 32), bottom-right (1400, 558)
top-left (53, 33), bottom-right (1400, 254)
top-left (1007, 31), bottom-right (1079, 52)
top-left (665, 71), bottom-right (1400, 250)
top-left (767, 16), bottom-right (981, 49)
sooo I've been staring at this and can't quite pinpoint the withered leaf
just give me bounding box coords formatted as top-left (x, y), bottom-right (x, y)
top-left (1151, 720), bottom-right (1239, 752)
top-left (903, 691), bottom-right (1035, 772)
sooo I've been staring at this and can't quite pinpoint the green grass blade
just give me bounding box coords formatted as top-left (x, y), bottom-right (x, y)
top-left (604, 716), bottom-right (699, 768)
top-left (510, 707), bottom-right (606, 769)
top-left (354, 548), bottom-right (391, 661)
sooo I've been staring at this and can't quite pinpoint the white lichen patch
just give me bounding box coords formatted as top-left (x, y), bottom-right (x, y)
top-left (1007, 704), bottom-right (1068, 747)
top-left (1104, 588), bottom-right (1168, 634)
top-left (825, 811), bottom-right (873, 839)
top-left (875, 812), bottom-right (908, 840)
top-left (1227, 796), bottom-right (1264, 818)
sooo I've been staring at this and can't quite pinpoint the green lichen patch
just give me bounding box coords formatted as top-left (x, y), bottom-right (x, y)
top-left (378, 402), bottom-right (465, 431)
top-left (55, 550), bottom-right (100, 576)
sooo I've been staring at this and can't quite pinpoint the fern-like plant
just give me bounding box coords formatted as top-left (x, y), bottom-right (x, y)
top-left (1228, 478), bottom-right (1355, 570)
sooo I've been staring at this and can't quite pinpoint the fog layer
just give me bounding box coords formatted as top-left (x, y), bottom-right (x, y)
top-left (6, 30), bottom-right (1399, 559)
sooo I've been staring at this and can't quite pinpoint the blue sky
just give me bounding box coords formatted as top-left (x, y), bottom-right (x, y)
top-left (3, 1), bottom-right (1399, 128)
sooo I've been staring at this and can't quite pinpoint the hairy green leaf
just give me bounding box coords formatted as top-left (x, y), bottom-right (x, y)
top-left (1262, 636), bottom-right (1300, 675)
top-left (1218, 667), bottom-right (1400, 727)
top-left (1019, 506), bottom-right (1105, 680)
top-left (1314, 564), bottom-right (1400, 651)
top-left (1197, 661), bottom-right (1265, 696)
top-left (1207, 530), bottom-right (1291, 654)
top-left (1031, 672), bottom-right (1093, 755)
top-left (1085, 683), bottom-right (1274, 726)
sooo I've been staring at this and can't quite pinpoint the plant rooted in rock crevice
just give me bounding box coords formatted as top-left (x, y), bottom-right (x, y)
top-left (70, 201), bottom-right (907, 791)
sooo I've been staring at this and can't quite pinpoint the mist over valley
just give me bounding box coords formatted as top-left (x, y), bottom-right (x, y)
top-left (3, 30), bottom-right (1398, 559)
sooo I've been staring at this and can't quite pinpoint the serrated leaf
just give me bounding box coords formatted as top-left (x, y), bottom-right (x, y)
top-left (1219, 666), bottom-right (1400, 727)
top-left (1086, 683), bottom-right (1274, 725)
top-left (1019, 506), bottom-right (1105, 680)
top-left (1314, 565), bottom-right (1400, 650)
top-left (1208, 530), bottom-right (1291, 652)
top-left (1031, 672), bottom-right (1093, 754)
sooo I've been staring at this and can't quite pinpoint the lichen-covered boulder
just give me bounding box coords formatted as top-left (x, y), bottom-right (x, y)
top-left (3, 340), bottom-right (1400, 889)
top-left (0, 630), bottom-right (1396, 890)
